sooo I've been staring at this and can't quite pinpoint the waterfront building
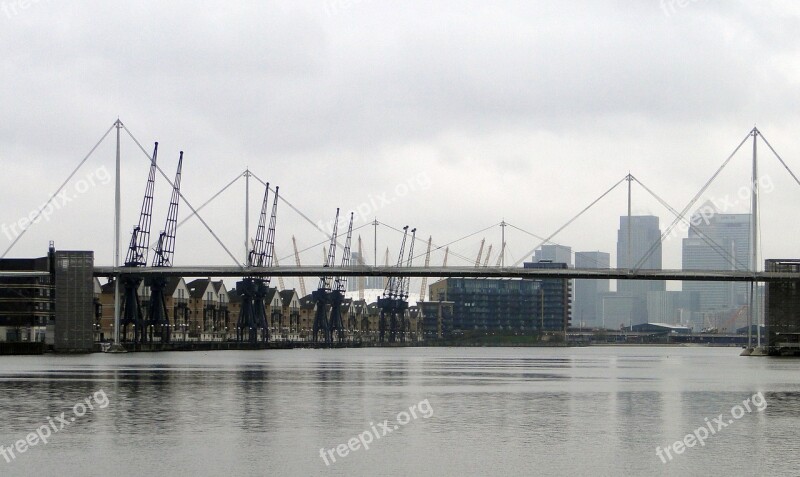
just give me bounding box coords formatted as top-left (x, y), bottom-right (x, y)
top-left (765, 259), bottom-right (800, 355)
top-left (523, 261), bottom-right (572, 330)
top-left (0, 246), bottom-right (95, 352)
top-left (99, 277), bottom-right (191, 341)
top-left (0, 254), bottom-right (51, 344)
top-left (278, 289), bottom-right (301, 338)
top-left (418, 301), bottom-right (455, 338)
top-left (429, 275), bottom-right (569, 333)
top-left (186, 278), bottom-right (229, 340)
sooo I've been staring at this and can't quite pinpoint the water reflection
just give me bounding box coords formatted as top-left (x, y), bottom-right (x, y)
top-left (0, 348), bottom-right (798, 476)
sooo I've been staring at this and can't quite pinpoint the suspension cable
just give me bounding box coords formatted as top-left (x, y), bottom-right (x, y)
top-left (379, 220), bottom-right (499, 264)
top-left (513, 175), bottom-right (628, 267)
top-left (632, 176), bottom-right (747, 271)
top-left (633, 129), bottom-right (752, 272)
top-left (176, 170), bottom-right (245, 228)
top-left (2, 123), bottom-right (116, 259)
top-left (759, 131), bottom-right (800, 188)
top-left (122, 125), bottom-right (243, 268)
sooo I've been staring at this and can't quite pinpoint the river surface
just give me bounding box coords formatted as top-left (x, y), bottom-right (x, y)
top-left (0, 346), bottom-right (798, 476)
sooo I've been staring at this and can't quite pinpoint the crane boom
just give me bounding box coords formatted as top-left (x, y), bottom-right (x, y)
top-left (483, 244), bottom-right (493, 267)
top-left (125, 142), bottom-right (158, 267)
top-left (261, 185), bottom-right (279, 285)
top-left (152, 151), bottom-right (183, 268)
top-left (248, 183), bottom-right (271, 269)
top-left (401, 228), bottom-right (417, 299)
top-left (474, 238), bottom-right (485, 267)
top-left (383, 226), bottom-right (409, 299)
top-left (495, 242), bottom-right (506, 267)
top-left (318, 208), bottom-right (340, 291)
top-left (333, 213), bottom-right (354, 293)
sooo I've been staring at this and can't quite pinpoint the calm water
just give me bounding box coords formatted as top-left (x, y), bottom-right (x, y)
top-left (0, 347), bottom-right (798, 476)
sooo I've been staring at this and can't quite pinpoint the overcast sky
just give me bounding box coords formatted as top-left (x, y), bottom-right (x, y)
top-left (2, 0), bottom-right (800, 289)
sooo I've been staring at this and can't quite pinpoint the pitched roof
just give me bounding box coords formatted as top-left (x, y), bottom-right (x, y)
top-left (186, 278), bottom-right (211, 299)
top-left (265, 287), bottom-right (278, 304)
top-left (164, 277), bottom-right (184, 296)
top-left (100, 278), bottom-right (116, 294)
top-left (299, 295), bottom-right (316, 310)
top-left (279, 289), bottom-right (296, 305)
top-left (212, 280), bottom-right (227, 294)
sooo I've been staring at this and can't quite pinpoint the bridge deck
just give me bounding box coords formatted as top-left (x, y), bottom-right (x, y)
top-left (86, 265), bottom-right (800, 282)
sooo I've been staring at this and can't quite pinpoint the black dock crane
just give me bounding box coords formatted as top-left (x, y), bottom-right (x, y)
top-left (378, 225), bottom-right (412, 343)
top-left (398, 228), bottom-right (417, 343)
top-left (312, 208), bottom-right (340, 345)
top-left (120, 142), bottom-right (158, 344)
top-left (328, 212), bottom-right (354, 344)
top-left (144, 151), bottom-right (184, 343)
top-left (236, 183), bottom-right (279, 343)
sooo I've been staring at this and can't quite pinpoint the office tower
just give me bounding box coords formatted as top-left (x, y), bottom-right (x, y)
top-left (617, 215), bottom-right (665, 323)
top-left (533, 244), bottom-right (572, 266)
top-left (347, 251), bottom-right (384, 291)
top-left (574, 251), bottom-right (610, 328)
top-left (682, 205), bottom-right (751, 312)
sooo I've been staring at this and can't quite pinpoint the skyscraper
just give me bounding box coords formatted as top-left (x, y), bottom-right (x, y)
top-left (616, 215), bottom-right (665, 323)
top-left (347, 251), bottom-right (383, 291)
top-left (533, 244), bottom-right (572, 266)
top-left (574, 251), bottom-right (610, 328)
top-left (682, 205), bottom-right (751, 312)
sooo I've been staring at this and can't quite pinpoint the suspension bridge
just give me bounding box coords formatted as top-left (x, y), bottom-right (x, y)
top-left (3, 120), bottom-right (800, 351)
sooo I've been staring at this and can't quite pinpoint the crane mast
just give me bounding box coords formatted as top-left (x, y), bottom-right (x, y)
top-left (378, 226), bottom-right (411, 343)
top-left (120, 142), bottom-right (159, 345)
top-left (398, 228), bottom-right (416, 342)
top-left (328, 213), bottom-right (354, 344)
top-left (312, 209), bottom-right (340, 345)
top-left (236, 183), bottom-right (278, 343)
top-left (146, 151), bottom-right (184, 344)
